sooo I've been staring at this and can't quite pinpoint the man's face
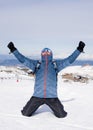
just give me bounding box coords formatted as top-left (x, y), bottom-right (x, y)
top-left (41, 48), bottom-right (53, 61)
top-left (41, 50), bottom-right (52, 56)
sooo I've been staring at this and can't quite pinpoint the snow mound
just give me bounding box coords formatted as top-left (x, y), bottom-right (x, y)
top-left (60, 65), bottom-right (93, 83)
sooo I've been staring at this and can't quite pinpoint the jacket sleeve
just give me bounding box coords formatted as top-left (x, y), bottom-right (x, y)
top-left (56, 49), bottom-right (81, 72)
top-left (13, 50), bottom-right (38, 71)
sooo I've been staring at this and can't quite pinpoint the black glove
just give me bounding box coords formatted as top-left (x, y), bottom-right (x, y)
top-left (7, 42), bottom-right (17, 52)
top-left (77, 41), bottom-right (85, 52)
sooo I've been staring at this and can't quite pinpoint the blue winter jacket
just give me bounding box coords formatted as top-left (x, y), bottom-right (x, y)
top-left (13, 49), bottom-right (81, 98)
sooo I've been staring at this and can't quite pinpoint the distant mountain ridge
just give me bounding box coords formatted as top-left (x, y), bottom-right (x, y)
top-left (0, 54), bottom-right (93, 66)
top-left (0, 59), bottom-right (93, 66)
top-left (0, 54), bottom-right (40, 66)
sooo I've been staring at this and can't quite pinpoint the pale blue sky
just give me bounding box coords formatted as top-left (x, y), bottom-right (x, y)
top-left (0, 0), bottom-right (93, 59)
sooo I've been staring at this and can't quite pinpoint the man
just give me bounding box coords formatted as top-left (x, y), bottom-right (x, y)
top-left (7, 41), bottom-right (85, 118)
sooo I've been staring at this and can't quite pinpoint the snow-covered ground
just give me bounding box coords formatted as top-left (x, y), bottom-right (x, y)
top-left (0, 65), bottom-right (93, 130)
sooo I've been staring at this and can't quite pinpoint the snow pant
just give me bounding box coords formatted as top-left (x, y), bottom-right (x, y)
top-left (21, 96), bottom-right (67, 118)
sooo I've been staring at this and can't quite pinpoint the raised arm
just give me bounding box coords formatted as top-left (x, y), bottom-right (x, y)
top-left (7, 42), bottom-right (38, 71)
top-left (56, 41), bottom-right (85, 72)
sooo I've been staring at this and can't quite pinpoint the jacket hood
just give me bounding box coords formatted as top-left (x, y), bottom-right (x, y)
top-left (41, 48), bottom-right (53, 62)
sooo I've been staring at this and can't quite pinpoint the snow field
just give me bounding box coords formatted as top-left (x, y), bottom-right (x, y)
top-left (0, 66), bottom-right (93, 130)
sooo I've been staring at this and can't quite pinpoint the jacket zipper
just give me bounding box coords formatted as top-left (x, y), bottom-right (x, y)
top-left (44, 55), bottom-right (48, 98)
